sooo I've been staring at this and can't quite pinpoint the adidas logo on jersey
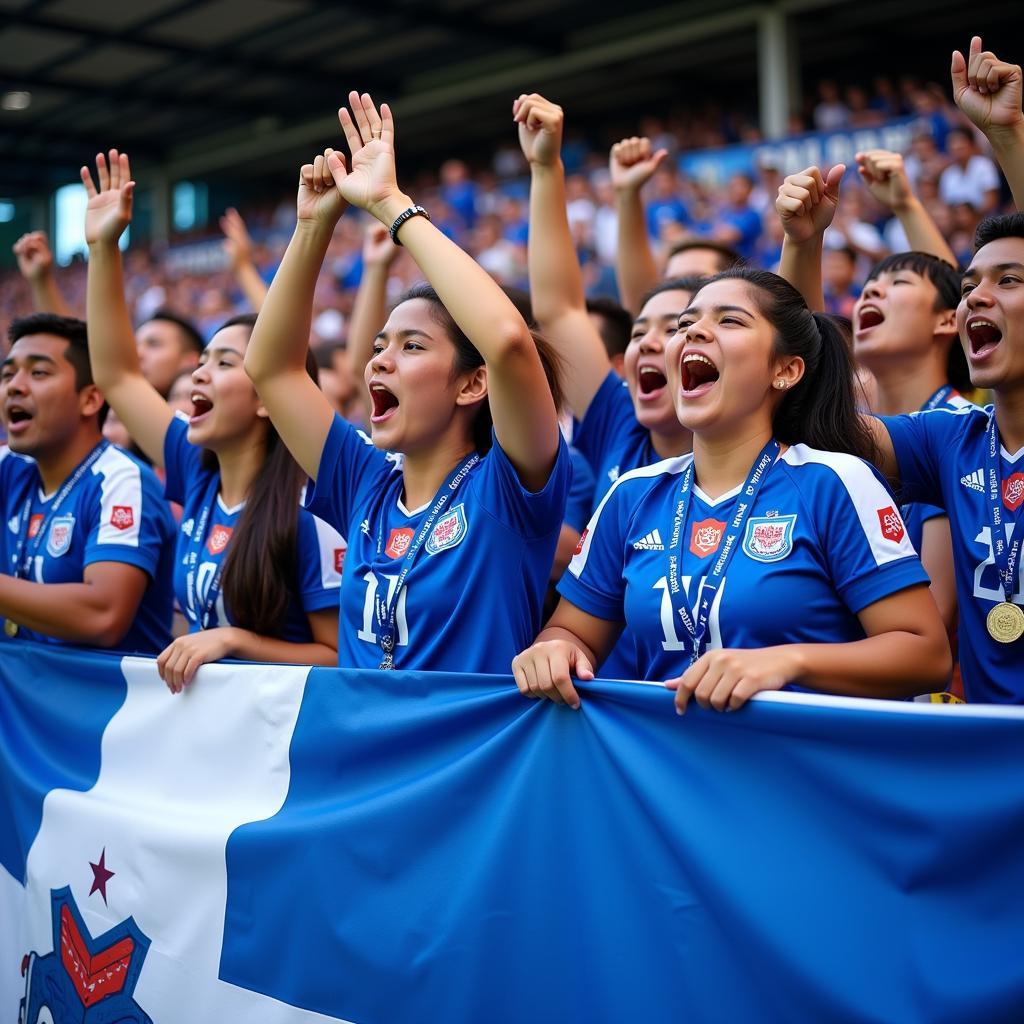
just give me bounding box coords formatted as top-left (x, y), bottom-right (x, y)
top-left (607, 465), bottom-right (620, 484)
top-left (960, 469), bottom-right (985, 494)
top-left (633, 529), bottom-right (665, 551)
top-left (360, 519), bottom-right (371, 536)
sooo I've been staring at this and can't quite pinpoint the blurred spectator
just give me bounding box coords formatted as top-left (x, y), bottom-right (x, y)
top-left (939, 127), bottom-right (1001, 214)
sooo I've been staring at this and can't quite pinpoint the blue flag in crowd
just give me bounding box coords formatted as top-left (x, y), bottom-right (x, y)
top-left (2, 638), bottom-right (1023, 1023)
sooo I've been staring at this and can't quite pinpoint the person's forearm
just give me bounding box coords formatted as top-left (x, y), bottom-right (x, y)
top-left (534, 624), bottom-right (598, 668)
top-left (348, 261), bottom-right (389, 420)
top-left (246, 221), bottom-right (333, 384)
top-left (529, 161), bottom-right (587, 323)
top-left (0, 576), bottom-right (130, 647)
top-left (987, 123), bottom-right (1024, 211)
top-left (224, 627), bottom-right (337, 667)
top-left (86, 240), bottom-right (144, 390)
top-left (29, 273), bottom-right (73, 317)
top-left (615, 188), bottom-right (659, 315)
top-left (234, 260), bottom-right (269, 313)
top-left (778, 237), bottom-right (826, 312)
top-left (786, 631), bottom-right (951, 699)
top-left (894, 197), bottom-right (957, 266)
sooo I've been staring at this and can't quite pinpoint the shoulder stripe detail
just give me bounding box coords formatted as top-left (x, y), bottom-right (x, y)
top-left (781, 445), bottom-right (918, 565)
top-left (312, 514), bottom-right (345, 590)
top-left (92, 447), bottom-right (143, 548)
top-left (569, 454), bottom-right (691, 577)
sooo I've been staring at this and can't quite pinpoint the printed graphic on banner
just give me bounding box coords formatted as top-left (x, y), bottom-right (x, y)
top-left (1004, 473), bottom-right (1024, 512)
top-left (385, 528), bottom-right (415, 559)
top-left (742, 514), bottom-right (796, 563)
top-left (18, 886), bottom-right (152, 1024)
top-left (876, 506), bottom-right (906, 544)
top-left (45, 515), bottom-right (76, 558)
top-left (425, 504), bottom-right (468, 556)
top-left (110, 505), bottom-right (135, 531)
top-left (206, 524), bottom-right (233, 557)
top-left (690, 518), bottom-right (726, 557)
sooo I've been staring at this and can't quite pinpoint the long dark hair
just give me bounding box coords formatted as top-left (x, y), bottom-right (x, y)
top-left (200, 314), bottom-right (320, 637)
top-left (701, 268), bottom-right (876, 462)
top-left (393, 282), bottom-right (563, 455)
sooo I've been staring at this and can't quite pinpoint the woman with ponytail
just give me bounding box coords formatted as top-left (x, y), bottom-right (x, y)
top-left (83, 152), bottom-right (342, 693)
top-left (514, 268), bottom-right (951, 712)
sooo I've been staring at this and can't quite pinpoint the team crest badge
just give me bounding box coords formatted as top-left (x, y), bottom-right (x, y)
top-left (1004, 472), bottom-right (1024, 512)
top-left (110, 505), bottom-right (135, 531)
top-left (19, 886), bottom-right (152, 1024)
top-left (876, 506), bottom-right (905, 544)
top-left (207, 524), bottom-right (233, 556)
top-left (334, 547), bottom-right (346, 573)
top-left (385, 527), bottom-right (415, 559)
top-left (742, 514), bottom-right (796, 563)
top-left (46, 515), bottom-right (76, 558)
top-left (27, 513), bottom-right (43, 538)
top-left (425, 503), bottom-right (468, 556)
top-left (690, 518), bottom-right (726, 557)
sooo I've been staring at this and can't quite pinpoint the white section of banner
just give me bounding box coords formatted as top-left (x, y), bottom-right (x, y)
top-left (11, 656), bottom-right (352, 1024)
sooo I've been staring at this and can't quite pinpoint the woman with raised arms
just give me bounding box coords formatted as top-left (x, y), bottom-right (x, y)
top-left (244, 93), bottom-right (569, 673)
top-left (513, 268), bottom-right (951, 711)
top-left (83, 151), bottom-right (342, 693)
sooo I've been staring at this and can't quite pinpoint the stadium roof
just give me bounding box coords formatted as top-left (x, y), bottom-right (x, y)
top-left (0, 0), bottom-right (1016, 199)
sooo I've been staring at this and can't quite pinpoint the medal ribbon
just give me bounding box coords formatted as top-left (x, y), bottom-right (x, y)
top-left (372, 453), bottom-right (480, 668)
top-left (666, 440), bottom-right (779, 665)
top-left (984, 413), bottom-right (1022, 607)
top-left (184, 474), bottom-right (229, 630)
top-left (10, 441), bottom-right (108, 580)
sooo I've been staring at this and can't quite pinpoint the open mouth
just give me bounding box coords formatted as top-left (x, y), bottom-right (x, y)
top-left (4, 405), bottom-right (33, 432)
top-left (857, 307), bottom-right (885, 333)
top-left (637, 365), bottom-right (667, 399)
top-left (370, 383), bottom-right (399, 422)
top-left (680, 352), bottom-right (720, 395)
top-left (190, 393), bottom-right (213, 421)
top-left (966, 317), bottom-right (1002, 358)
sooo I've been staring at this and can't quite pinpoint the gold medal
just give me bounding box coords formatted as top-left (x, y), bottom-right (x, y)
top-left (986, 602), bottom-right (1024, 644)
top-left (3, 619), bottom-right (18, 639)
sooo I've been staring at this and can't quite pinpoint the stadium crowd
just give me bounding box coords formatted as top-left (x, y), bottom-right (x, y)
top-left (0, 34), bottom-right (1022, 709)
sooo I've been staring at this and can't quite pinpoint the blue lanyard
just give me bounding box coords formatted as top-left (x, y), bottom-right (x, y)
top-left (184, 474), bottom-right (228, 629)
top-left (983, 413), bottom-right (1021, 606)
top-left (10, 442), bottom-right (108, 580)
top-left (372, 453), bottom-right (480, 669)
top-left (666, 440), bottom-right (779, 665)
top-left (921, 385), bottom-right (955, 412)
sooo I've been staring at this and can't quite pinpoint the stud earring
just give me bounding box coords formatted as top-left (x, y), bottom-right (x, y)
top-left (773, 379), bottom-right (788, 390)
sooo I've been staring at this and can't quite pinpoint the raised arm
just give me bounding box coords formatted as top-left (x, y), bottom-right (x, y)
top-left (13, 231), bottom-right (73, 316)
top-left (326, 92), bottom-right (560, 489)
top-left (856, 150), bottom-right (957, 265)
top-left (611, 137), bottom-right (667, 314)
top-left (347, 221), bottom-right (399, 421)
top-left (952, 35), bottom-right (1024, 210)
top-left (518, 93), bottom-right (610, 420)
top-left (220, 207), bottom-right (269, 312)
top-left (82, 150), bottom-right (173, 467)
top-left (775, 164), bottom-right (845, 312)
top-left (244, 151), bottom-right (348, 480)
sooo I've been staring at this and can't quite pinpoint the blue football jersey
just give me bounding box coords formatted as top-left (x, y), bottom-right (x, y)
top-left (0, 443), bottom-right (175, 653)
top-left (882, 405), bottom-right (1024, 703)
top-left (306, 413), bottom-right (571, 672)
top-left (560, 445), bottom-right (929, 682)
top-left (565, 448), bottom-right (596, 534)
top-left (163, 415), bottom-right (343, 640)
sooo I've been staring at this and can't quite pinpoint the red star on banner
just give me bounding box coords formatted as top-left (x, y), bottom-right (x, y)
top-left (88, 848), bottom-right (115, 905)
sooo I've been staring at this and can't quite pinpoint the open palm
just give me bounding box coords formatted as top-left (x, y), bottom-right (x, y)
top-left (328, 92), bottom-right (400, 220)
top-left (81, 150), bottom-right (133, 245)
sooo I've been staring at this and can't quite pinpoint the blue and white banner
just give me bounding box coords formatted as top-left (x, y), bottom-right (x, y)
top-left (678, 115), bottom-right (937, 186)
top-left (2, 639), bottom-right (1023, 1023)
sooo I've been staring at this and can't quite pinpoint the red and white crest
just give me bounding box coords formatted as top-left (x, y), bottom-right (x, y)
top-left (742, 514), bottom-right (797, 563)
top-left (573, 528), bottom-right (588, 557)
top-left (27, 513), bottom-right (43, 539)
top-left (334, 547), bottom-right (346, 574)
top-left (385, 528), bottom-right (414, 559)
top-left (690, 518), bottom-right (726, 557)
top-left (876, 506), bottom-right (905, 544)
top-left (110, 505), bottom-right (134, 531)
top-left (425, 503), bottom-right (468, 556)
top-left (207, 524), bottom-right (233, 556)
top-left (1003, 473), bottom-right (1024, 512)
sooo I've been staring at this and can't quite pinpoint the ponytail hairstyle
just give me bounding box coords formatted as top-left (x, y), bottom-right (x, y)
top-left (705, 268), bottom-right (876, 461)
top-left (201, 313), bottom-right (321, 637)
top-left (394, 282), bottom-right (564, 455)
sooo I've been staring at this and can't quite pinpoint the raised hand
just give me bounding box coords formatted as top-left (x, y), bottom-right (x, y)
top-left (951, 36), bottom-right (1023, 135)
top-left (220, 207), bottom-right (254, 269)
top-left (326, 92), bottom-right (401, 221)
top-left (609, 136), bottom-right (669, 193)
top-left (514, 93), bottom-right (563, 168)
top-left (855, 150), bottom-right (913, 211)
top-left (80, 149), bottom-right (134, 246)
top-left (775, 164), bottom-right (845, 245)
top-left (13, 231), bottom-right (54, 282)
top-left (296, 148), bottom-right (348, 228)
top-left (362, 221), bottom-right (399, 268)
